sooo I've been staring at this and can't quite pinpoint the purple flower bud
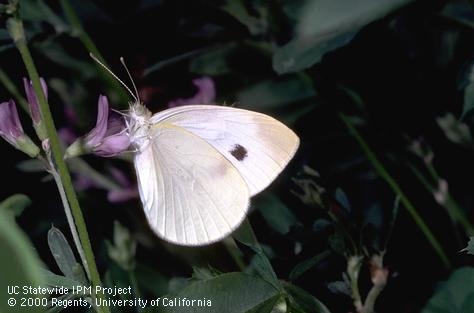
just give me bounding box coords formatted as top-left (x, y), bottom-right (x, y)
top-left (168, 76), bottom-right (216, 107)
top-left (0, 99), bottom-right (24, 144)
top-left (23, 77), bottom-right (47, 124)
top-left (84, 95), bottom-right (130, 157)
top-left (0, 99), bottom-right (40, 157)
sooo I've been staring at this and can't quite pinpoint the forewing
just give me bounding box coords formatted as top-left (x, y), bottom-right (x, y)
top-left (151, 105), bottom-right (299, 196)
top-left (134, 124), bottom-right (249, 246)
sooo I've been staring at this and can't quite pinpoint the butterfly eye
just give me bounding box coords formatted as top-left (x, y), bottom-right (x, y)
top-left (230, 144), bottom-right (248, 161)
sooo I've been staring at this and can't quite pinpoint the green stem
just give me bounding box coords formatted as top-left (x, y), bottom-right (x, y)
top-left (339, 113), bottom-right (451, 269)
top-left (223, 238), bottom-right (247, 271)
top-left (59, 0), bottom-right (129, 105)
top-left (0, 67), bottom-right (29, 112)
top-left (7, 16), bottom-right (110, 313)
top-left (408, 163), bottom-right (474, 236)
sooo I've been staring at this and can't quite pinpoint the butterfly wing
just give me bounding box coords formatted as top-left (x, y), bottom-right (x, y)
top-left (134, 123), bottom-right (250, 246)
top-left (151, 105), bottom-right (299, 196)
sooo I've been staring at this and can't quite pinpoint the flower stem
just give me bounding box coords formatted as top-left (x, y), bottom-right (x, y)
top-left (7, 14), bottom-right (110, 313)
top-left (407, 162), bottom-right (474, 236)
top-left (339, 113), bottom-right (452, 269)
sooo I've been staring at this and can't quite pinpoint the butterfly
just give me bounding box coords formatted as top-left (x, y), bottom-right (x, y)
top-left (93, 55), bottom-right (299, 246)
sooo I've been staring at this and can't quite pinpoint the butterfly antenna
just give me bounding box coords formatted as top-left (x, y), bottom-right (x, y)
top-left (89, 53), bottom-right (138, 102)
top-left (120, 57), bottom-right (141, 103)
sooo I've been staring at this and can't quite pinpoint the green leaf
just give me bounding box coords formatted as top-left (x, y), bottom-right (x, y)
top-left (247, 294), bottom-right (286, 313)
top-left (462, 70), bottom-right (474, 119)
top-left (220, 0), bottom-right (265, 35)
top-left (190, 44), bottom-right (237, 75)
top-left (422, 267), bottom-right (474, 313)
top-left (462, 237), bottom-right (474, 255)
top-left (436, 113), bottom-right (473, 147)
top-left (328, 233), bottom-right (346, 256)
top-left (273, 0), bottom-right (412, 74)
top-left (17, 159), bottom-right (45, 172)
top-left (47, 226), bottom-right (86, 283)
top-left (135, 263), bottom-right (168, 297)
top-left (256, 193), bottom-right (301, 235)
top-left (248, 252), bottom-right (282, 291)
top-left (334, 188), bottom-right (351, 213)
top-left (273, 31), bottom-right (357, 75)
top-left (20, 0), bottom-right (69, 32)
top-left (233, 220), bottom-right (282, 291)
top-left (40, 268), bottom-right (83, 290)
top-left (289, 250), bottom-right (331, 281)
top-left (0, 210), bottom-right (44, 313)
top-left (237, 75), bottom-right (316, 112)
top-left (284, 283), bottom-right (332, 313)
top-left (146, 273), bottom-right (280, 313)
top-left (106, 221), bottom-right (137, 271)
top-left (0, 194), bottom-right (31, 218)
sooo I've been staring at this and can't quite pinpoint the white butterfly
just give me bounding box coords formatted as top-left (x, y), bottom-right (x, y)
top-left (93, 55), bottom-right (299, 246)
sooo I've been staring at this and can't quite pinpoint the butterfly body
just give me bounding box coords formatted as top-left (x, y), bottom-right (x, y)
top-left (126, 102), bottom-right (299, 246)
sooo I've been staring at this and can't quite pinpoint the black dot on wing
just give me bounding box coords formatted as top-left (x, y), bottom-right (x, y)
top-left (230, 144), bottom-right (248, 161)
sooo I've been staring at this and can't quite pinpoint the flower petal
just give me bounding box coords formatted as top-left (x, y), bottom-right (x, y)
top-left (23, 77), bottom-right (47, 124)
top-left (167, 76), bottom-right (216, 107)
top-left (86, 95), bottom-right (109, 147)
top-left (0, 100), bottom-right (24, 142)
top-left (93, 133), bottom-right (130, 157)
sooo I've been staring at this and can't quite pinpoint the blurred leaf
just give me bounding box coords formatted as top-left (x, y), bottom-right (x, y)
top-left (334, 188), bottom-right (351, 213)
top-left (273, 0), bottom-right (412, 74)
top-left (106, 221), bottom-right (136, 271)
top-left (191, 266), bottom-right (220, 281)
top-left (47, 226), bottom-right (87, 283)
top-left (0, 29), bottom-right (11, 40)
top-left (327, 280), bottom-right (351, 296)
top-left (147, 273), bottom-right (280, 313)
top-left (220, 0), bottom-right (266, 35)
top-left (256, 193), bottom-right (301, 235)
top-left (40, 268), bottom-right (82, 290)
top-left (462, 64), bottom-right (474, 118)
top-left (422, 267), bottom-right (474, 313)
top-left (190, 44), bottom-right (237, 75)
top-left (312, 219), bottom-right (332, 232)
top-left (442, 0), bottom-right (474, 29)
top-left (135, 263), bottom-right (168, 297)
top-left (20, 0), bottom-right (69, 33)
top-left (284, 282), bottom-right (332, 313)
top-left (289, 250), bottom-right (331, 281)
top-left (17, 159), bottom-right (45, 172)
top-left (0, 210), bottom-right (44, 313)
top-left (35, 40), bottom-right (95, 78)
top-left (328, 232), bottom-right (346, 256)
top-left (273, 31), bottom-right (357, 75)
top-left (237, 75), bottom-right (316, 111)
top-left (0, 194), bottom-right (31, 218)
top-left (145, 47), bottom-right (214, 76)
top-left (168, 277), bottom-right (190, 294)
top-left (247, 294), bottom-right (286, 313)
top-left (462, 237), bottom-right (474, 255)
top-left (104, 262), bottom-right (133, 302)
top-left (437, 113), bottom-right (473, 146)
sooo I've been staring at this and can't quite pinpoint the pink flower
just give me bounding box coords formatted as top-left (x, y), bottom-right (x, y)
top-left (0, 100), bottom-right (39, 157)
top-left (23, 77), bottom-right (47, 124)
top-left (23, 77), bottom-right (48, 140)
top-left (167, 76), bottom-right (216, 107)
top-left (66, 95), bottom-right (130, 158)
